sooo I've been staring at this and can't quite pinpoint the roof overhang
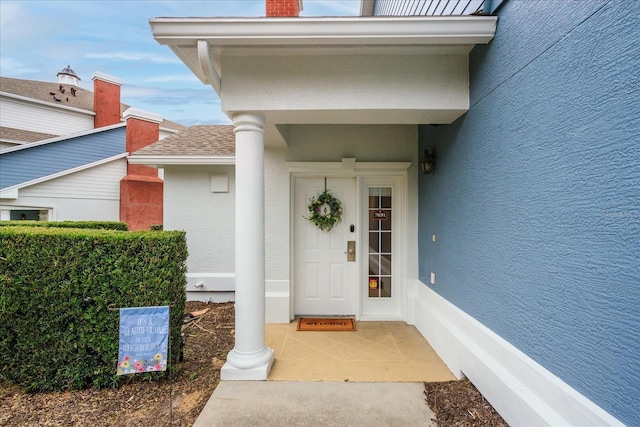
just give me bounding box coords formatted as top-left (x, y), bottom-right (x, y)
top-left (127, 154), bottom-right (235, 168)
top-left (150, 16), bottom-right (498, 93)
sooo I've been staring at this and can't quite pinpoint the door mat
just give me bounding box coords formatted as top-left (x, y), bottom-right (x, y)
top-left (296, 317), bottom-right (357, 331)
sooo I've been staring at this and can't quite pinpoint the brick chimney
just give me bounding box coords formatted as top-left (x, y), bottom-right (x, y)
top-left (120, 108), bottom-right (163, 231)
top-left (266, 0), bottom-right (302, 17)
top-left (92, 72), bottom-right (122, 128)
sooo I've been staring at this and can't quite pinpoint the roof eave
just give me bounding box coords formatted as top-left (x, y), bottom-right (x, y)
top-left (1, 91), bottom-right (96, 116)
top-left (150, 16), bottom-right (497, 88)
top-left (150, 16), bottom-right (497, 46)
top-left (127, 154), bottom-right (236, 167)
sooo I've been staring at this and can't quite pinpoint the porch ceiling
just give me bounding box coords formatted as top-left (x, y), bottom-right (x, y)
top-left (150, 16), bottom-right (497, 138)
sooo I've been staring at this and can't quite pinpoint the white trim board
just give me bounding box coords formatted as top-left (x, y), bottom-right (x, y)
top-left (0, 153), bottom-right (128, 197)
top-left (184, 273), bottom-right (289, 323)
top-left (412, 282), bottom-right (624, 426)
top-left (128, 154), bottom-right (235, 167)
top-left (288, 159), bottom-right (411, 175)
top-left (0, 122), bottom-right (124, 154)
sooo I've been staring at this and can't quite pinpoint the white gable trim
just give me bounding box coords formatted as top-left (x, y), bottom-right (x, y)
top-left (0, 188), bottom-right (19, 199)
top-left (0, 153), bottom-right (128, 198)
top-left (159, 126), bottom-right (181, 135)
top-left (0, 122), bottom-right (126, 154)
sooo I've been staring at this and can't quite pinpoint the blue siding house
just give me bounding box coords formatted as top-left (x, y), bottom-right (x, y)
top-left (0, 125), bottom-right (127, 191)
top-left (418, 0), bottom-right (639, 425)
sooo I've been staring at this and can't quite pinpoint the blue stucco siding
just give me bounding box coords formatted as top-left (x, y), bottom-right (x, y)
top-left (418, 0), bottom-right (639, 425)
top-left (0, 126), bottom-right (126, 189)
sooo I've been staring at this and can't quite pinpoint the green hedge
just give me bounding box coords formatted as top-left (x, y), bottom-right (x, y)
top-left (0, 220), bottom-right (128, 230)
top-left (0, 226), bottom-right (187, 391)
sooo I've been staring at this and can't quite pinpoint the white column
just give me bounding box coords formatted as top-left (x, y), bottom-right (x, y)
top-left (221, 112), bottom-right (274, 380)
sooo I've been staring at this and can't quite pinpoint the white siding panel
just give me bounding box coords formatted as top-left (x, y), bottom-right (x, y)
top-left (0, 96), bottom-right (94, 136)
top-left (20, 159), bottom-right (126, 200)
top-left (0, 196), bottom-right (119, 221)
top-left (164, 165), bottom-right (236, 273)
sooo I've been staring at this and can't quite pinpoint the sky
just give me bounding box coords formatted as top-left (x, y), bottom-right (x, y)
top-left (0, 0), bottom-right (361, 126)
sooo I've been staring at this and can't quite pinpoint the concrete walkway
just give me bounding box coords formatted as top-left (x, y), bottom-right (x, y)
top-left (192, 323), bottom-right (449, 426)
top-left (193, 381), bottom-right (437, 427)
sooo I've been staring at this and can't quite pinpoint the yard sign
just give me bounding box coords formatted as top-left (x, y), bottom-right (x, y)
top-left (117, 306), bottom-right (169, 375)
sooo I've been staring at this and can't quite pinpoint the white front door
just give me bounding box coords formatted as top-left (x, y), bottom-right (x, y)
top-left (294, 177), bottom-right (357, 316)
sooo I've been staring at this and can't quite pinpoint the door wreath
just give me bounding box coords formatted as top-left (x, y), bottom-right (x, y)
top-left (306, 189), bottom-right (343, 232)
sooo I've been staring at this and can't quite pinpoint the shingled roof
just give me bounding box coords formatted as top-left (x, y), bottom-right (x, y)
top-left (133, 125), bottom-right (235, 156)
top-left (0, 76), bottom-right (185, 132)
top-left (0, 126), bottom-right (57, 144)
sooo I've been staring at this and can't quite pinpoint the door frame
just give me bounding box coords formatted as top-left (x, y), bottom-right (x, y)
top-left (288, 159), bottom-right (411, 321)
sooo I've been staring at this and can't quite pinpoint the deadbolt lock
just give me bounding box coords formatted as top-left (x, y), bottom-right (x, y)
top-left (346, 241), bottom-right (356, 262)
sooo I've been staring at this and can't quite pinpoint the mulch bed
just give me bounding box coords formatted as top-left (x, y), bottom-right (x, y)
top-left (425, 378), bottom-right (508, 426)
top-left (1, 302), bottom-right (507, 426)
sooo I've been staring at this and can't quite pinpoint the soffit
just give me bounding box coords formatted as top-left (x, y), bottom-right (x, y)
top-left (150, 16), bottom-right (498, 91)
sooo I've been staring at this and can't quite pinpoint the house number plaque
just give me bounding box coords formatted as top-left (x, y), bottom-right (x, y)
top-left (370, 210), bottom-right (388, 221)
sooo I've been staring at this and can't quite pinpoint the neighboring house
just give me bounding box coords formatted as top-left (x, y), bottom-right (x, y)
top-left (131, 0), bottom-right (638, 425)
top-left (0, 67), bottom-right (185, 229)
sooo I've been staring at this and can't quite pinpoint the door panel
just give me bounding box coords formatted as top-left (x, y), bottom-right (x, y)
top-left (294, 177), bottom-right (357, 316)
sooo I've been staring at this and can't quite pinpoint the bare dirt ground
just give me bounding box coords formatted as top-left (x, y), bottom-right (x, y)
top-left (1, 302), bottom-right (507, 426)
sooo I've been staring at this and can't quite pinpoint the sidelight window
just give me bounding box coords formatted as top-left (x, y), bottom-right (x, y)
top-left (368, 187), bottom-right (392, 298)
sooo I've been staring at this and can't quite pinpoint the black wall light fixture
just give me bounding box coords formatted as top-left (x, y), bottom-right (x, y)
top-left (421, 147), bottom-right (436, 174)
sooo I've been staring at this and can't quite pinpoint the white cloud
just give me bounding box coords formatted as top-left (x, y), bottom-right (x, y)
top-left (0, 1), bottom-right (21, 26)
top-left (0, 1), bottom-right (56, 45)
top-left (0, 57), bottom-right (39, 76)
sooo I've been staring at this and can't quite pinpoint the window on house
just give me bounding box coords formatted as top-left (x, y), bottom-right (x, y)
top-left (368, 187), bottom-right (392, 298)
top-left (10, 210), bottom-right (45, 221)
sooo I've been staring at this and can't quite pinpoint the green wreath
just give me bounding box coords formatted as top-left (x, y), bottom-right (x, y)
top-left (306, 190), bottom-right (343, 232)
